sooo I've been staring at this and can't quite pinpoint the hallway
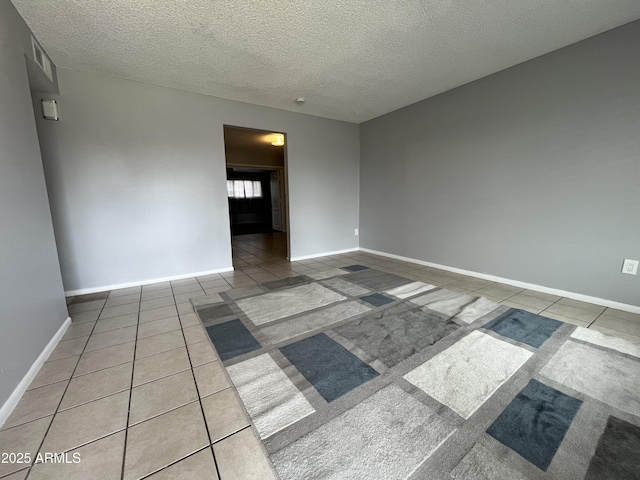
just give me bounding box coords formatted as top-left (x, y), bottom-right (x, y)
top-left (232, 233), bottom-right (287, 268)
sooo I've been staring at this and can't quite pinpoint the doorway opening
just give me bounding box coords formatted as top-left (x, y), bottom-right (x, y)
top-left (223, 125), bottom-right (290, 268)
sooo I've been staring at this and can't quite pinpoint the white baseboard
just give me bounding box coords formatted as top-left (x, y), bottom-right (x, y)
top-left (359, 248), bottom-right (640, 314)
top-left (65, 267), bottom-right (235, 297)
top-left (0, 316), bottom-right (72, 428)
top-left (290, 247), bottom-right (359, 262)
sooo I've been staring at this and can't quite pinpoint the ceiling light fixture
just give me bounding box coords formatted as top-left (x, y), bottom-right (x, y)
top-left (271, 133), bottom-right (285, 146)
top-left (295, 97), bottom-right (306, 105)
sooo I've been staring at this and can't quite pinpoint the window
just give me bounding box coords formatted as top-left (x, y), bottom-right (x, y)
top-left (227, 180), bottom-right (263, 199)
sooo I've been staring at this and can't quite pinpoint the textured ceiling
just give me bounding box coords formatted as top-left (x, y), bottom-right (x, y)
top-left (12, 0), bottom-right (640, 123)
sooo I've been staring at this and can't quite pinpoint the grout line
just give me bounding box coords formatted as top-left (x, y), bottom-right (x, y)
top-left (24, 296), bottom-right (112, 480)
top-left (136, 445), bottom-right (213, 480)
top-left (65, 332), bottom-right (136, 357)
top-left (79, 341), bottom-right (184, 382)
top-left (119, 289), bottom-right (143, 480)
top-left (130, 363), bottom-right (193, 390)
top-left (210, 424), bottom-right (252, 446)
top-left (170, 281), bottom-right (223, 480)
top-left (539, 297), bottom-right (565, 319)
top-left (501, 290), bottom-right (525, 302)
top-left (55, 382), bottom-right (133, 414)
top-left (587, 308), bottom-right (607, 328)
top-left (126, 397), bottom-right (203, 429)
top-left (539, 297), bottom-right (607, 328)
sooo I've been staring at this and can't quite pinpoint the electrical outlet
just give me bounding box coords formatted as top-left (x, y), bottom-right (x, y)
top-left (354, 228), bottom-right (359, 236)
top-left (621, 259), bottom-right (638, 275)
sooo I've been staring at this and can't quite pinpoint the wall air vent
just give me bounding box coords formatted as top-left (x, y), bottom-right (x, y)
top-left (31, 37), bottom-right (53, 82)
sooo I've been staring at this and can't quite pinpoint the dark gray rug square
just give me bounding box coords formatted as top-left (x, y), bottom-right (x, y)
top-left (196, 303), bottom-right (235, 325)
top-left (585, 416), bottom-right (640, 480)
top-left (360, 293), bottom-right (394, 307)
top-left (484, 308), bottom-right (563, 348)
top-left (343, 264), bottom-right (369, 272)
top-left (205, 319), bottom-right (261, 361)
top-left (280, 333), bottom-right (379, 402)
top-left (487, 379), bottom-right (583, 471)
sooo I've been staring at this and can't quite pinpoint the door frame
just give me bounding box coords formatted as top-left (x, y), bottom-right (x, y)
top-left (223, 125), bottom-right (291, 260)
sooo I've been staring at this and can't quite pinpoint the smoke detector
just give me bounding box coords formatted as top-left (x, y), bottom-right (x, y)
top-left (295, 97), bottom-right (306, 105)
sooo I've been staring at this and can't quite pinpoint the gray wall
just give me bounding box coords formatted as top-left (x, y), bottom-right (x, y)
top-left (3, 0), bottom-right (60, 96)
top-left (0, 1), bottom-right (68, 408)
top-left (35, 69), bottom-right (359, 292)
top-left (360, 21), bottom-right (640, 306)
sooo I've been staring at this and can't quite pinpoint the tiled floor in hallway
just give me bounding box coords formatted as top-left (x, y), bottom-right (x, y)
top-left (1, 235), bottom-right (639, 479)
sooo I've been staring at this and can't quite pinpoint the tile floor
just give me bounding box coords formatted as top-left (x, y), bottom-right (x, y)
top-left (1, 234), bottom-right (638, 479)
top-left (231, 232), bottom-right (288, 269)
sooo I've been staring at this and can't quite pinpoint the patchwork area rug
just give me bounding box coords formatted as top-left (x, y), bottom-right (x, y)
top-left (193, 266), bottom-right (640, 480)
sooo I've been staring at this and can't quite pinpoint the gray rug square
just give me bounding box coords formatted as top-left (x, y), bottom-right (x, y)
top-left (262, 276), bottom-right (309, 290)
top-left (321, 277), bottom-right (370, 296)
top-left (540, 340), bottom-right (640, 417)
top-left (404, 330), bottom-right (532, 419)
top-left (196, 303), bottom-right (235, 325)
top-left (236, 283), bottom-right (346, 325)
top-left (343, 269), bottom-right (413, 291)
top-left (225, 284), bottom-right (264, 300)
top-left (261, 301), bottom-right (370, 344)
top-left (334, 303), bottom-right (460, 368)
top-left (271, 384), bottom-right (454, 480)
top-left (451, 443), bottom-right (529, 480)
top-left (421, 294), bottom-right (500, 324)
top-left (227, 353), bottom-right (315, 439)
